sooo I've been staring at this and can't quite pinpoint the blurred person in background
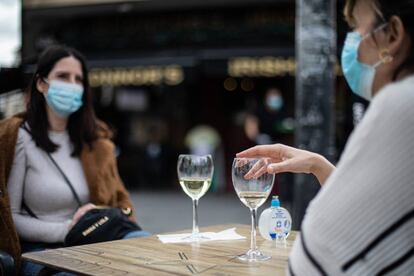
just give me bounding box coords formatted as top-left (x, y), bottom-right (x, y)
top-left (244, 87), bottom-right (293, 146)
top-left (260, 87), bottom-right (289, 143)
top-left (185, 125), bottom-right (226, 191)
top-left (238, 0), bottom-right (414, 274)
top-left (0, 45), bottom-right (149, 275)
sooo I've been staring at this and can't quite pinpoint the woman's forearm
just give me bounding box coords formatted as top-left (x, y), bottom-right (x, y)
top-left (310, 154), bottom-right (336, 186)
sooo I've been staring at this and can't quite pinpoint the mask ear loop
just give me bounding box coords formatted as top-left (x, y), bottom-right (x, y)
top-left (370, 23), bottom-right (393, 68)
top-left (375, 23), bottom-right (393, 65)
top-left (35, 76), bottom-right (49, 94)
top-left (373, 23), bottom-right (388, 33)
top-left (361, 23), bottom-right (388, 40)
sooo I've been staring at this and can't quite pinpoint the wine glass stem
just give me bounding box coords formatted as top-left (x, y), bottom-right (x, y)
top-left (192, 199), bottom-right (199, 235)
top-left (250, 208), bottom-right (257, 251)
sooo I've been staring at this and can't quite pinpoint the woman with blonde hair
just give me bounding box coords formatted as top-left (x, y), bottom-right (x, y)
top-left (239, 0), bottom-right (414, 274)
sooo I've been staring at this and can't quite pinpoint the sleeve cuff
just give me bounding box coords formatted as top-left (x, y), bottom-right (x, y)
top-left (58, 219), bottom-right (73, 242)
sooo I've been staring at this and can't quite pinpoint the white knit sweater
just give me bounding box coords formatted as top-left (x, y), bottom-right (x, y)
top-left (289, 76), bottom-right (414, 275)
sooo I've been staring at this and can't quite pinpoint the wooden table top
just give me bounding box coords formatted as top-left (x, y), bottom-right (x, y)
top-left (22, 224), bottom-right (296, 275)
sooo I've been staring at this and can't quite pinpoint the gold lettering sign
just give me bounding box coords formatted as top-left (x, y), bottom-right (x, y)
top-left (228, 57), bottom-right (296, 77)
top-left (89, 65), bottom-right (184, 87)
top-left (228, 57), bottom-right (342, 77)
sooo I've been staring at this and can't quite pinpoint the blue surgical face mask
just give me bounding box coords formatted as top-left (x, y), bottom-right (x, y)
top-left (44, 79), bottom-right (84, 118)
top-left (266, 95), bottom-right (284, 111)
top-left (341, 24), bottom-right (387, 101)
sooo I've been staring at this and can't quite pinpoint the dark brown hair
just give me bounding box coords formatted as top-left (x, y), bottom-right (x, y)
top-left (344, 0), bottom-right (414, 79)
top-left (25, 44), bottom-right (98, 156)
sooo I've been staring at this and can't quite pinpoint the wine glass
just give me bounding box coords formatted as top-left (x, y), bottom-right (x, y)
top-left (232, 157), bottom-right (275, 261)
top-left (177, 154), bottom-right (214, 241)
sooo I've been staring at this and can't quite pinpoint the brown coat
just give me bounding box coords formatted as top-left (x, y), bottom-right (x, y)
top-left (0, 113), bottom-right (135, 272)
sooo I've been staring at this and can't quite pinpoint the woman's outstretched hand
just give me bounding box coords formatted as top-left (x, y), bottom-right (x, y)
top-left (236, 144), bottom-right (335, 185)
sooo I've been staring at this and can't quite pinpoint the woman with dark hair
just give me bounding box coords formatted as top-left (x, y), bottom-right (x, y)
top-left (25, 44), bottom-right (98, 156)
top-left (0, 45), bottom-right (149, 275)
top-left (238, 0), bottom-right (414, 274)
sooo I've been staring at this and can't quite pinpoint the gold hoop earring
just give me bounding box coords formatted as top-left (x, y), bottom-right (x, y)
top-left (379, 48), bottom-right (394, 64)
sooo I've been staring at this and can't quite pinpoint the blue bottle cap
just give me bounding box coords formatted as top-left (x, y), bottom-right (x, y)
top-left (271, 196), bottom-right (280, 207)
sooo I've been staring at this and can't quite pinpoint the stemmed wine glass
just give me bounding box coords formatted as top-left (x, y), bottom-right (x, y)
top-left (177, 154), bottom-right (214, 241)
top-left (232, 157), bottom-right (275, 261)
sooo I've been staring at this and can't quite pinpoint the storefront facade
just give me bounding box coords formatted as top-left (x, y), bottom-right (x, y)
top-left (21, 0), bottom-right (360, 193)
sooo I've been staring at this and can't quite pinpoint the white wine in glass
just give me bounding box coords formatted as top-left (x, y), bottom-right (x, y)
top-left (177, 154), bottom-right (214, 241)
top-left (232, 157), bottom-right (274, 261)
top-left (238, 191), bottom-right (268, 209)
top-left (179, 177), bottom-right (211, 200)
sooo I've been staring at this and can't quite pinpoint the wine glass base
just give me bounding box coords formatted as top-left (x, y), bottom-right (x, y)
top-left (181, 233), bottom-right (211, 242)
top-left (237, 249), bottom-right (271, 262)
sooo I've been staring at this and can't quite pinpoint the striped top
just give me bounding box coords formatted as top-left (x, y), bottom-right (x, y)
top-left (289, 75), bottom-right (414, 276)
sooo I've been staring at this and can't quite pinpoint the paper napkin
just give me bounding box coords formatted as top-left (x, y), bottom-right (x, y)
top-left (157, 227), bottom-right (245, 243)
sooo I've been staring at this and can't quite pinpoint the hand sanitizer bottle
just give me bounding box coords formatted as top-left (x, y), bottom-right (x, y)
top-left (259, 196), bottom-right (292, 241)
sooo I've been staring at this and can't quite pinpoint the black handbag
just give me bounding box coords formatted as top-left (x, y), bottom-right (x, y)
top-left (64, 207), bottom-right (141, 246)
top-left (21, 128), bottom-right (142, 246)
top-left (45, 151), bottom-right (142, 246)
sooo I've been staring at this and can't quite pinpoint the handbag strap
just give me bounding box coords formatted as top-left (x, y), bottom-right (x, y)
top-left (19, 124), bottom-right (82, 219)
top-left (22, 201), bottom-right (38, 218)
top-left (46, 152), bottom-right (82, 207)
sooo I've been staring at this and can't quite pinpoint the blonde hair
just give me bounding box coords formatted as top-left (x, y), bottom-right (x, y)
top-left (343, 0), bottom-right (385, 27)
top-left (343, 0), bottom-right (414, 79)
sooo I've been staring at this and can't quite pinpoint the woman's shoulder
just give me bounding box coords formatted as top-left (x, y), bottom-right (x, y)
top-left (96, 120), bottom-right (114, 140)
top-left (371, 75), bottom-right (414, 117)
top-left (0, 112), bottom-right (25, 127)
top-left (86, 120), bottom-right (115, 154)
top-left (376, 75), bottom-right (414, 102)
top-left (0, 113), bottom-right (25, 140)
